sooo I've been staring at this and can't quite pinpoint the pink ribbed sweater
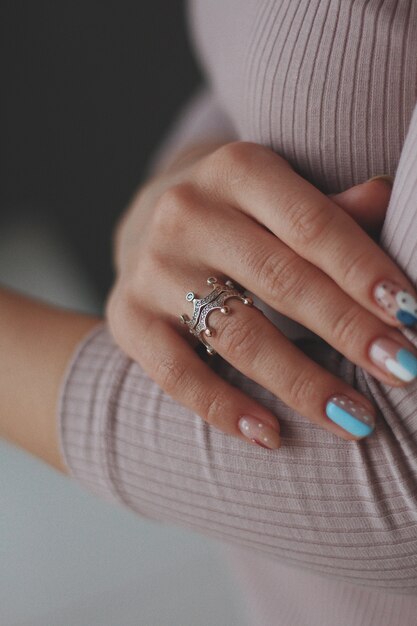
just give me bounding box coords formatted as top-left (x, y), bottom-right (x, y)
top-left (58, 2), bottom-right (417, 624)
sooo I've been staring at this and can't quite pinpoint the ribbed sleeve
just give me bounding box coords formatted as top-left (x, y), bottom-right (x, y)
top-left (188, 0), bottom-right (417, 194)
top-left (57, 2), bottom-right (417, 622)
top-left (58, 96), bottom-right (417, 599)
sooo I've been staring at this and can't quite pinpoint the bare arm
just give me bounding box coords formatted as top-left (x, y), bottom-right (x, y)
top-left (0, 286), bottom-right (100, 473)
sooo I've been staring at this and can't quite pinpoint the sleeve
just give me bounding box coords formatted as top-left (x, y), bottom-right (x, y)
top-left (57, 91), bottom-right (417, 595)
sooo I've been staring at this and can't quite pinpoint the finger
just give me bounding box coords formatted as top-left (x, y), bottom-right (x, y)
top-left (107, 295), bottom-right (282, 450)
top-left (189, 286), bottom-right (377, 441)
top-left (330, 176), bottom-right (393, 235)
top-left (203, 143), bottom-right (417, 328)
top-left (181, 201), bottom-right (417, 388)
top-left (113, 267), bottom-right (377, 442)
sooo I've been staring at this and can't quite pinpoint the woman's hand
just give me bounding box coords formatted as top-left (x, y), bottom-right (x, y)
top-left (106, 141), bottom-right (417, 449)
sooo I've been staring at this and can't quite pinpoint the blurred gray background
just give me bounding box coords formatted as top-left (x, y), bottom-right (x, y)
top-left (1, 0), bottom-right (201, 298)
top-left (0, 2), bottom-right (249, 624)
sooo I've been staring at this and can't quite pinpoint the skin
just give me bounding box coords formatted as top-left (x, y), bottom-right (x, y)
top-left (106, 141), bottom-right (417, 448)
top-left (0, 141), bottom-right (410, 469)
top-left (0, 287), bottom-right (100, 474)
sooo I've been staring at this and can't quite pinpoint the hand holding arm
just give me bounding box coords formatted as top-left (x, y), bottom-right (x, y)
top-left (107, 139), bottom-right (417, 448)
top-left (4, 91), bottom-right (417, 592)
top-left (56, 96), bottom-right (417, 592)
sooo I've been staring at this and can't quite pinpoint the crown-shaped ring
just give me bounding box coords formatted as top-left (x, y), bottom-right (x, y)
top-left (179, 276), bottom-right (253, 354)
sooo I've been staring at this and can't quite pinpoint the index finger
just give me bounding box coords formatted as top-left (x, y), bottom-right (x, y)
top-left (204, 142), bottom-right (417, 328)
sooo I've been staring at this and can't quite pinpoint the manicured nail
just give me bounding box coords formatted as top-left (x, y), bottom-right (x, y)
top-left (373, 281), bottom-right (417, 326)
top-left (238, 416), bottom-right (281, 449)
top-left (369, 338), bottom-right (417, 382)
top-left (325, 395), bottom-right (375, 438)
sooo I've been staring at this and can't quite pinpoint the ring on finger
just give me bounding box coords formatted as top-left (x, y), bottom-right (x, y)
top-left (179, 276), bottom-right (254, 355)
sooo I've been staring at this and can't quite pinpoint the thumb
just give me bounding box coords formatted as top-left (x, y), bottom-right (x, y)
top-left (329, 175), bottom-right (394, 236)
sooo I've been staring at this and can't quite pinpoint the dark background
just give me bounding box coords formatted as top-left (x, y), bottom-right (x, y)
top-left (1, 1), bottom-right (202, 300)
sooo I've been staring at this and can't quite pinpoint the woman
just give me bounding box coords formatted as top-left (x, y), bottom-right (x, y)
top-left (2, 1), bottom-right (417, 624)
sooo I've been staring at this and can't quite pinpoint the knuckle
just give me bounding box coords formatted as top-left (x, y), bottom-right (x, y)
top-left (153, 182), bottom-right (197, 230)
top-left (218, 313), bottom-right (261, 362)
top-left (252, 248), bottom-right (308, 301)
top-left (332, 306), bottom-right (365, 346)
top-left (217, 140), bottom-right (267, 166)
top-left (339, 248), bottom-right (375, 288)
top-left (152, 353), bottom-right (189, 395)
top-left (287, 370), bottom-right (316, 406)
top-left (203, 389), bottom-right (234, 427)
top-left (205, 141), bottom-right (271, 185)
top-left (284, 195), bottom-right (333, 246)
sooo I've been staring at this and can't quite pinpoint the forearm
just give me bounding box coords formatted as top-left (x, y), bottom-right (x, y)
top-left (0, 286), bottom-right (101, 473)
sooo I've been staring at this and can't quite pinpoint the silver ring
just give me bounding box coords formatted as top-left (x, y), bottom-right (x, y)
top-left (179, 276), bottom-right (253, 355)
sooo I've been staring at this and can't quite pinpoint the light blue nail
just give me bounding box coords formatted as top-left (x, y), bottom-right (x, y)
top-left (326, 402), bottom-right (374, 437)
top-left (397, 348), bottom-right (417, 378)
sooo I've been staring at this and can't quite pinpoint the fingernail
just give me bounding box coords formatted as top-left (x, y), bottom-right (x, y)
top-left (366, 174), bottom-right (394, 187)
top-left (369, 338), bottom-right (417, 382)
top-left (373, 281), bottom-right (417, 326)
top-left (325, 395), bottom-right (375, 438)
top-left (238, 416), bottom-right (281, 449)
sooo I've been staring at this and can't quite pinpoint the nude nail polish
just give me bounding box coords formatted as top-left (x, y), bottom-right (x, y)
top-left (369, 338), bottom-right (417, 382)
top-left (238, 416), bottom-right (281, 449)
top-left (373, 281), bottom-right (417, 326)
top-left (325, 395), bottom-right (375, 438)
